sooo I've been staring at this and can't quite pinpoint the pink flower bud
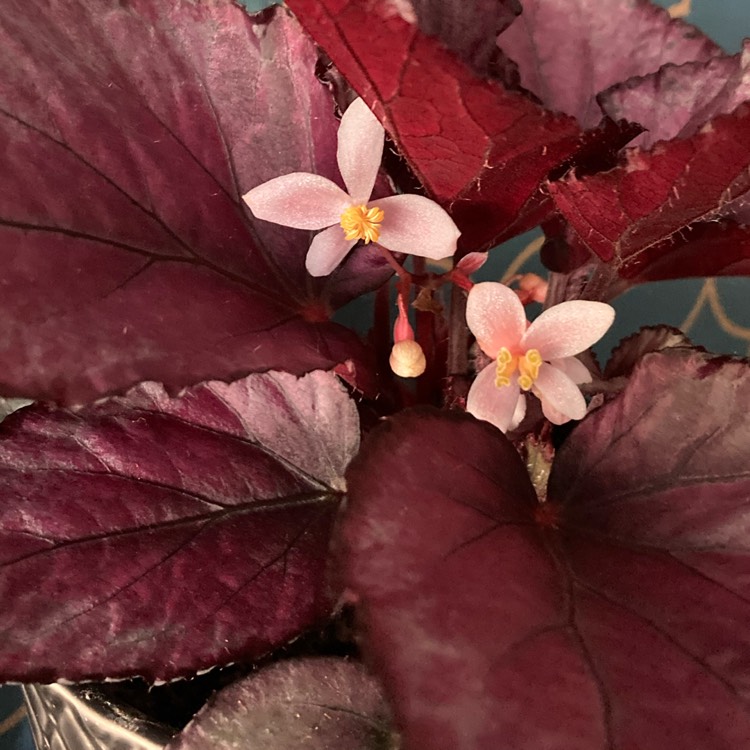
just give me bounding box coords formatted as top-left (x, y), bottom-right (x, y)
top-left (517, 273), bottom-right (549, 304)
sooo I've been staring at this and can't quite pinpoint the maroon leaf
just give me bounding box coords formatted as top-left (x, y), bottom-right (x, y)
top-left (546, 350), bottom-right (750, 748)
top-left (409, 0), bottom-right (522, 75)
top-left (286, 0), bottom-right (600, 252)
top-left (343, 409), bottom-right (544, 750)
top-left (620, 219), bottom-right (750, 283)
top-left (548, 44), bottom-right (750, 283)
top-left (168, 658), bottom-right (395, 750)
top-left (549, 103), bottom-right (750, 275)
top-left (343, 355), bottom-right (750, 749)
top-left (0, 370), bottom-right (358, 682)
top-left (0, 1), bottom-right (388, 405)
top-left (602, 325), bottom-right (692, 379)
top-left (497, 0), bottom-right (720, 128)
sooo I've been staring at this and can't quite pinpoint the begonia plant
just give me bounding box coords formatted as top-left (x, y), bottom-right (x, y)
top-left (2, 0), bottom-right (750, 748)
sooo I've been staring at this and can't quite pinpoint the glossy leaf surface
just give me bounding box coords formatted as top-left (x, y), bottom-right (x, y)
top-left (286, 0), bottom-right (594, 252)
top-left (169, 658), bottom-right (395, 749)
top-left (0, 370), bottom-right (357, 681)
top-left (0, 1), bottom-right (386, 405)
top-left (343, 353), bottom-right (750, 748)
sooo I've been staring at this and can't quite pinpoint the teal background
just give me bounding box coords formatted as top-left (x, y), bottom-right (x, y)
top-left (1, 1), bottom-right (748, 748)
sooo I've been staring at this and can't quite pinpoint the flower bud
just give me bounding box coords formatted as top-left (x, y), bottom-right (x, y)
top-left (518, 273), bottom-right (548, 304)
top-left (389, 340), bottom-right (426, 378)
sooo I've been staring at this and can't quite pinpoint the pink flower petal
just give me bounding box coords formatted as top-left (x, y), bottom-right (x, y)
top-left (337, 98), bottom-right (385, 205)
top-left (537, 398), bottom-right (571, 426)
top-left (466, 363), bottom-right (522, 433)
top-left (243, 173), bottom-right (351, 230)
top-left (550, 356), bottom-right (592, 384)
top-left (466, 282), bottom-right (527, 358)
top-left (533, 363), bottom-right (587, 423)
top-left (521, 301), bottom-right (615, 359)
top-left (510, 393), bottom-right (527, 431)
top-left (305, 225), bottom-right (357, 277)
top-left (374, 194), bottom-right (461, 260)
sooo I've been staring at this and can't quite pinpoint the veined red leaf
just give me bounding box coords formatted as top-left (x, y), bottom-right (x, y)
top-left (0, 370), bottom-right (358, 682)
top-left (550, 43), bottom-right (750, 282)
top-left (550, 103), bottom-right (750, 273)
top-left (343, 352), bottom-right (750, 748)
top-left (0, 1), bottom-right (387, 405)
top-left (286, 0), bottom-right (609, 252)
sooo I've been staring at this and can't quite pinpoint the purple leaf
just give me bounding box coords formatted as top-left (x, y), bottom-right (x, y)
top-left (602, 325), bottom-right (692, 379)
top-left (168, 658), bottom-right (395, 750)
top-left (497, 0), bottom-right (720, 128)
top-left (0, 370), bottom-right (358, 682)
top-left (600, 42), bottom-right (750, 148)
top-left (343, 360), bottom-right (750, 748)
top-left (409, 0), bottom-right (522, 75)
top-left (0, 1), bottom-right (387, 405)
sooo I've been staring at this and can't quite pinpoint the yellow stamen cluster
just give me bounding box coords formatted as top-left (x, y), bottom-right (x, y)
top-left (495, 347), bottom-right (542, 391)
top-left (340, 204), bottom-right (384, 244)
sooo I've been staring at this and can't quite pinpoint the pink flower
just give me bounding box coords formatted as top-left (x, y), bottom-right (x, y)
top-left (466, 282), bottom-right (615, 432)
top-left (242, 98), bottom-right (461, 276)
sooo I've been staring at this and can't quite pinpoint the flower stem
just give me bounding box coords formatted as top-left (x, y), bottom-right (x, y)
top-left (376, 244), bottom-right (411, 281)
top-left (444, 284), bottom-right (470, 408)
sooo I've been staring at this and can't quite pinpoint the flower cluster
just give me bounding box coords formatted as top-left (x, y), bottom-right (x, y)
top-left (246, 99), bottom-right (615, 430)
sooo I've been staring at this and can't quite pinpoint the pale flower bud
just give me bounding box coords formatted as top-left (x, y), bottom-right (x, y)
top-left (518, 273), bottom-right (548, 304)
top-left (389, 340), bottom-right (426, 378)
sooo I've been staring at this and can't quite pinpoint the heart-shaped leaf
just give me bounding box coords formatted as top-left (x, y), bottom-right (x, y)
top-left (342, 350), bottom-right (750, 748)
top-left (0, 1), bottom-right (387, 405)
top-left (169, 658), bottom-right (395, 749)
top-left (0, 370), bottom-right (358, 682)
top-left (497, 0), bottom-right (720, 128)
top-left (286, 0), bottom-right (606, 252)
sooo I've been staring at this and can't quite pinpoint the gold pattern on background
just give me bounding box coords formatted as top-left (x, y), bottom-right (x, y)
top-left (667, 0), bottom-right (692, 18)
top-left (680, 279), bottom-right (750, 354)
top-left (0, 705), bottom-right (26, 735)
top-left (501, 236), bottom-right (544, 282)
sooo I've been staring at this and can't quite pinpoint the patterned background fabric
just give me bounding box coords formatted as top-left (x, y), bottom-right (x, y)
top-left (1, 0), bottom-right (748, 747)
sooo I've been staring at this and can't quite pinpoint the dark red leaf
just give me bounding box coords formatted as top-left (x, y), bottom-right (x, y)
top-left (343, 357), bottom-right (750, 748)
top-left (621, 219), bottom-right (750, 282)
top-left (0, 370), bottom-right (358, 682)
top-left (168, 658), bottom-right (395, 750)
top-left (409, 0), bottom-right (522, 75)
top-left (0, 1), bottom-right (387, 405)
top-left (286, 0), bottom-right (600, 252)
top-left (549, 103), bottom-right (750, 275)
top-left (497, 0), bottom-right (720, 128)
